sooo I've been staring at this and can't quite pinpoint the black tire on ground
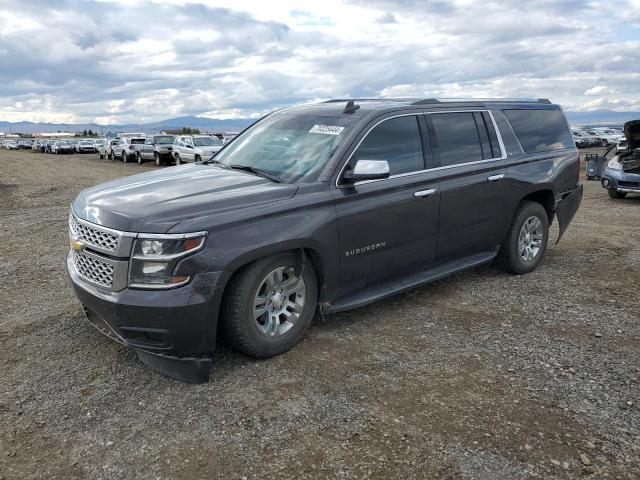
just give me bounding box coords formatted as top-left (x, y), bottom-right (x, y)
top-left (195, 155), bottom-right (201, 163)
top-left (496, 200), bottom-right (550, 275)
top-left (154, 152), bottom-right (161, 166)
top-left (607, 189), bottom-right (627, 199)
top-left (175, 153), bottom-right (181, 165)
top-left (222, 252), bottom-right (318, 359)
top-left (137, 153), bottom-right (143, 165)
top-left (122, 151), bottom-right (128, 163)
top-left (587, 176), bottom-right (594, 181)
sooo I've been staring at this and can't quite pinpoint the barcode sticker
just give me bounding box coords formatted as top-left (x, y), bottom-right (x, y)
top-left (309, 124), bottom-right (345, 135)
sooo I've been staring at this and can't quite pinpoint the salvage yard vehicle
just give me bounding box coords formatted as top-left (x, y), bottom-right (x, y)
top-left (76, 139), bottom-right (97, 153)
top-left (17, 139), bottom-right (33, 149)
top-left (52, 140), bottom-right (74, 154)
top-left (67, 98), bottom-right (582, 383)
top-left (172, 135), bottom-right (223, 164)
top-left (601, 120), bottom-right (640, 199)
top-left (3, 140), bottom-right (19, 150)
top-left (97, 139), bottom-right (118, 159)
top-left (615, 137), bottom-right (627, 154)
top-left (134, 135), bottom-right (176, 165)
top-left (590, 127), bottom-right (623, 146)
top-left (112, 136), bottom-right (147, 163)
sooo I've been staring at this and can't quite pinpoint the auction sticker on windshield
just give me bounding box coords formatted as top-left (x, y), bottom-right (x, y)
top-left (309, 124), bottom-right (345, 135)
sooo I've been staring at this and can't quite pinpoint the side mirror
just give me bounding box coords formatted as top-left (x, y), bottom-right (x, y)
top-left (343, 159), bottom-right (390, 183)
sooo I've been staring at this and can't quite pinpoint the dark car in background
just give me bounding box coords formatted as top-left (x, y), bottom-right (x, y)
top-left (67, 98), bottom-right (582, 382)
top-left (601, 120), bottom-right (640, 199)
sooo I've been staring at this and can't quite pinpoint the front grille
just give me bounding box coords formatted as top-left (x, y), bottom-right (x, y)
top-left (72, 251), bottom-right (114, 288)
top-left (69, 213), bottom-right (120, 253)
top-left (619, 181), bottom-right (640, 189)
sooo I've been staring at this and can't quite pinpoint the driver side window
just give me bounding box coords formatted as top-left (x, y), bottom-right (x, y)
top-left (352, 115), bottom-right (425, 176)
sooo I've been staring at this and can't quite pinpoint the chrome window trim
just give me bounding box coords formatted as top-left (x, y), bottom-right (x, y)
top-left (335, 109), bottom-right (507, 189)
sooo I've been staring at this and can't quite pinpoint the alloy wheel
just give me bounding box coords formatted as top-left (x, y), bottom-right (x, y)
top-left (518, 216), bottom-right (544, 262)
top-left (253, 266), bottom-right (306, 338)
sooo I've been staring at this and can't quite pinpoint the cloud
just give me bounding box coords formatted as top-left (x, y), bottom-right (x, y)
top-left (0, 0), bottom-right (639, 124)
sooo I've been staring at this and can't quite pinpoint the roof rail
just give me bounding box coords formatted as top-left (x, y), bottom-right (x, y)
top-left (411, 98), bottom-right (552, 105)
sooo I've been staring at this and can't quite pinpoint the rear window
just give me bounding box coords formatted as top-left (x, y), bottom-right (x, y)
top-left (130, 138), bottom-right (146, 144)
top-left (504, 109), bottom-right (573, 153)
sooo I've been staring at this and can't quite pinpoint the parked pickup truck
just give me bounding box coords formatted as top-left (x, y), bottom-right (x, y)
top-left (112, 136), bottom-right (147, 162)
top-left (134, 135), bottom-right (176, 165)
top-left (67, 98), bottom-right (582, 382)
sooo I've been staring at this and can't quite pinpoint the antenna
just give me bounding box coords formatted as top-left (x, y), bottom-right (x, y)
top-left (343, 100), bottom-right (360, 114)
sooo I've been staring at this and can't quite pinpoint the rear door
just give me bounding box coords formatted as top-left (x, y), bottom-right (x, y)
top-left (333, 114), bottom-right (441, 298)
top-left (427, 111), bottom-right (511, 262)
top-left (183, 137), bottom-right (195, 162)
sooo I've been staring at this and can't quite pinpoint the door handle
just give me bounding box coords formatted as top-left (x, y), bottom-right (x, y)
top-left (414, 188), bottom-right (437, 198)
top-left (487, 174), bottom-right (505, 182)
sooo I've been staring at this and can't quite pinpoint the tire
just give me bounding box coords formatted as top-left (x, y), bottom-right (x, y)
top-left (222, 252), bottom-right (318, 358)
top-left (496, 201), bottom-right (549, 275)
top-left (122, 151), bottom-right (128, 163)
top-left (175, 153), bottom-right (181, 165)
top-left (195, 155), bottom-right (201, 163)
top-left (601, 139), bottom-right (608, 147)
top-left (587, 176), bottom-right (594, 181)
top-left (607, 189), bottom-right (627, 199)
top-left (137, 153), bottom-right (143, 165)
top-left (154, 152), bottom-right (161, 167)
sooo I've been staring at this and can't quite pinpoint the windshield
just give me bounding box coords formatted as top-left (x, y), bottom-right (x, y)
top-left (154, 135), bottom-right (174, 144)
top-left (215, 113), bottom-right (354, 183)
top-left (130, 138), bottom-right (146, 144)
top-left (193, 136), bottom-right (222, 147)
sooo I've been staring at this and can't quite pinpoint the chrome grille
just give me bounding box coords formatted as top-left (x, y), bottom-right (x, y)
top-left (72, 251), bottom-right (114, 288)
top-left (69, 213), bottom-right (120, 253)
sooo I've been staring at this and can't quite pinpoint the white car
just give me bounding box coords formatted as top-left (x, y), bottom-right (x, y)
top-left (614, 137), bottom-right (628, 154)
top-left (590, 127), bottom-right (624, 146)
top-left (3, 140), bottom-right (19, 150)
top-left (172, 135), bottom-right (223, 165)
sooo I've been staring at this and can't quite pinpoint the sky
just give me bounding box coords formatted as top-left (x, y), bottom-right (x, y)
top-left (1, 0), bottom-right (639, 124)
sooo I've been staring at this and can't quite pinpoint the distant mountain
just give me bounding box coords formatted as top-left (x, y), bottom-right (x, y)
top-left (565, 110), bottom-right (640, 126)
top-left (0, 116), bottom-right (253, 135)
top-left (2, 110), bottom-right (639, 135)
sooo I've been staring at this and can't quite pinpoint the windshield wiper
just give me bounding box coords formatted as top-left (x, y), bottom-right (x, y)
top-left (228, 164), bottom-right (282, 183)
top-left (200, 157), bottom-right (229, 169)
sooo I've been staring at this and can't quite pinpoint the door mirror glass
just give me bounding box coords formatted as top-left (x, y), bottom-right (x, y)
top-left (343, 159), bottom-right (390, 182)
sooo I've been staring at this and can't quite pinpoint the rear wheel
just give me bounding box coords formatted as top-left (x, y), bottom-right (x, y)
top-left (175, 153), bottom-right (181, 165)
top-left (607, 189), bottom-right (627, 199)
top-left (497, 201), bottom-right (549, 275)
top-left (137, 153), bottom-right (143, 165)
top-left (195, 155), bottom-right (201, 163)
top-left (122, 150), bottom-right (128, 163)
top-left (222, 252), bottom-right (318, 358)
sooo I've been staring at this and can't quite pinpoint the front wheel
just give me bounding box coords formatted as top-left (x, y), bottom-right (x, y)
top-left (497, 201), bottom-right (549, 275)
top-left (175, 153), bottom-right (181, 165)
top-left (154, 152), bottom-right (162, 166)
top-left (122, 151), bottom-right (128, 163)
top-left (222, 253), bottom-right (318, 358)
top-left (607, 189), bottom-right (627, 199)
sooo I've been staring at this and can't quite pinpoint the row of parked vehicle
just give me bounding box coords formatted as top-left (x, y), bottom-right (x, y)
top-left (1, 138), bottom-right (35, 149)
top-left (21, 133), bottom-right (228, 166)
top-left (571, 126), bottom-right (626, 152)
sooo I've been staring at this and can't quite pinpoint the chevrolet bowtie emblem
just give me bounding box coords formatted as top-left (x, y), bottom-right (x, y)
top-left (70, 236), bottom-right (84, 252)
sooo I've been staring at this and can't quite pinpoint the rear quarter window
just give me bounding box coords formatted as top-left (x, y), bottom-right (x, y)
top-left (504, 109), bottom-right (574, 153)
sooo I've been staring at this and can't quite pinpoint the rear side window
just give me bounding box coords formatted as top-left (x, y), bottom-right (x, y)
top-left (430, 112), bottom-right (488, 166)
top-left (504, 109), bottom-right (573, 153)
top-left (353, 115), bottom-right (424, 175)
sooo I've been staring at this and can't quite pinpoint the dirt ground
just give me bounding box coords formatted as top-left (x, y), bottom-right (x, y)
top-left (0, 148), bottom-right (638, 479)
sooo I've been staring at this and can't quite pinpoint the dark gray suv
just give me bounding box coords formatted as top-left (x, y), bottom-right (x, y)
top-left (67, 98), bottom-right (583, 382)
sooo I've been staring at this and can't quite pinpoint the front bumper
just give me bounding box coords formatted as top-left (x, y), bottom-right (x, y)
top-left (67, 252), bottom-right (222, 382)
top-left (601, 167), bottom-right (640, 194)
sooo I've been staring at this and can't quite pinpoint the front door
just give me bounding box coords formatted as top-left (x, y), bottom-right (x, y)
top-left (332, 114), bottom-right (440, 299)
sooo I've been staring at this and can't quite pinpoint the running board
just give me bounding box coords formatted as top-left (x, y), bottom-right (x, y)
top-left (326, 251), bottom-right (497, 314)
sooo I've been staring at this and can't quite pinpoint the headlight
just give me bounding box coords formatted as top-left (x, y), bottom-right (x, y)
top-left (128, 232), bottom-right (207, 289)
top-left (607, 157), bottom-right (623, 171)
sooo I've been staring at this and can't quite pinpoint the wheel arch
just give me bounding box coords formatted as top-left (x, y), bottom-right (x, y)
top-left (520, 189), bottom-right (555, 224)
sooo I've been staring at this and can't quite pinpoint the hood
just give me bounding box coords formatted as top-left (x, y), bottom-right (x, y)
top-left (624, 120), bottom-right (640, 150)
top-left (72, 164), bottom-right (298, 233)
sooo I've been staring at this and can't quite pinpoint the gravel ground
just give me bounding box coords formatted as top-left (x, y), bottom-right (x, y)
top-left (0, 148), bottom-right (639, 479)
